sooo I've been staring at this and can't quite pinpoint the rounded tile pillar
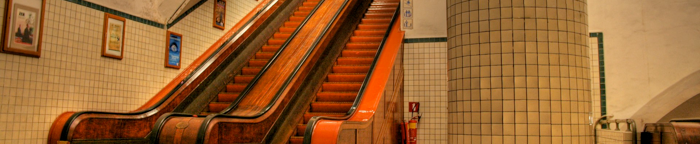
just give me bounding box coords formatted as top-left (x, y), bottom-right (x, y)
top-left (447, 0), bottom-right (591, 143)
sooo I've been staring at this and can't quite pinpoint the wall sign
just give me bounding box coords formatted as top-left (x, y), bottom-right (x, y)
top-left (213, 0), bottom-right (226, 30)
top-left (102, 13), bottom-right (126, 60)
top-left (165, 31), bottom-right (182, 69)
top-left (409, 102), bottom-right (419, 112)
top-left (401, 0), bottom-right (413, 30)
top-left (2, 0), bottom-right (46, 57)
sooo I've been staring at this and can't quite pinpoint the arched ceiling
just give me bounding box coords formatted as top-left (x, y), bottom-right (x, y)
top-left (86, 0), bottom-right (203, 24)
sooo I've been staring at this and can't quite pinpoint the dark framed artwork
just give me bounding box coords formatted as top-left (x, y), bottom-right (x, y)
top-left (213, 0), bottom-right (226, 30)
top-left (101, 13), bottom-right (125, 60)
top-left (2, 0), bottom-right (46, 57)
top-left (165, 31), bottom-right (182, 69)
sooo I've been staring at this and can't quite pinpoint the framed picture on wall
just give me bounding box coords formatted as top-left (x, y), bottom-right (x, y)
top-left (213, 0), bottom-right (226, 30)
top-left (1, 0), bottom-right (46, 57)
top-left (102, 13), bottom-right (125, 59)
top-left (165, 31), bottom-right (182, 69)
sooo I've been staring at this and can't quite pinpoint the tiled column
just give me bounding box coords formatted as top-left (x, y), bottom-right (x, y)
top-left (446, 0), bottom-right (592, 144)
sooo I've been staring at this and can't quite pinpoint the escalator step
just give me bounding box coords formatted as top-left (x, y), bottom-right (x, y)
top-left (310, 102), bottom-right (353, 113)
top-left (248, 59), bottom-right (269, 67)
top-left (208, 102), bottom-right (230, 112)
top-left (298, 6), bottom-right (314, 11)
top-left (217, 93), bottom-right (240, 102)
top-left (368, 7), bottom-right (397, 12)
top-left (296, 124), bottom-right (307, 136)
top-left (327, 73), bottom-right (366, 82)
top-left (289, 136), bottom-right (304, 144)
top-left (255, 52), bottom-right (275, 59)
top-left (290, 16), bottom-right (306, 21)
top-left (354, 30), bottom-right (385, 36)
top-left (337, 57), bottom-right (374, 65)
top-left (342, 49), bottom-right (377, 57)
top-left (349, 36), bottom-right (383, 43)
top-left (371, 2), bottom-right (399, 7)
top-left (322, 82), bottom-right (362, 91)
top-left (262, 45), bottom-right (281, 52)
top-left (302, 2), bottom-right (318, 6)
top-left (361, 18), bottom-right (392, 24)
top-left (268, 39), bottom-right (286, 45)
top-left (227, 83), bottom-right (247, 92)
top-left (234, 75), bottom-right (254, 83)
top-left (273, 33), bottom-right (291, 39)
top-left (316, 92), bottom-right (357, 102)
top-left (332, 65), bottom-right (370, 73)
top-left (364, 13), bottom-right (393, 19)
top-left (279, 27), bottom-right (296, 33)
top-left (242, 67), bottom-right (262, 75)
top-left (357, 24), bottom-right (389, 30)
top-left (294, 11), bottom-right (310, 17)
top-left (285, 21), bottom-right (302, 27)
top-left (345, 43), bottom-right (380, 49)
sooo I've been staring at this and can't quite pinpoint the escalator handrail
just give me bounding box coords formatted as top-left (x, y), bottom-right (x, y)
top-left (195, 0), bottom-right (353, 143)
top-left (302, 4), bottom-right (400, 144)
top-left (57, 0), bottom-right (278, 141)
top-left (152, 0), bottom-right (319, 142)
top-left (217, 0), bottom-right (328, 116)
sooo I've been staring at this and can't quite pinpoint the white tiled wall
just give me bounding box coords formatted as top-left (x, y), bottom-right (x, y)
top-left (0, 0), bottom-right (259, 143)
top-left (403, 42), bottom-right (449, 144)
top-left (589, 37), bottom-right (601, 119)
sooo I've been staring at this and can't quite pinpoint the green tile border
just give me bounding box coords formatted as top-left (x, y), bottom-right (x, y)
top-left (65, 0), bottom-right (209, 28)
top-left (65, 0), bottom-right (165, 28)
top-left (403, 37), bottom-right (447, 43)
top-left (590, 32), bottom-right (606, 128)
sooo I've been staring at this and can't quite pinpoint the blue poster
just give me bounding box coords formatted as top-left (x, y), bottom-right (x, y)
top-left (168, 34), bottom-right (181, 66)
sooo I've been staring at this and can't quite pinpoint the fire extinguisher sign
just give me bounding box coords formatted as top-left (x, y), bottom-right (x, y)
top-left (408, 102), bottom-right (419, 112)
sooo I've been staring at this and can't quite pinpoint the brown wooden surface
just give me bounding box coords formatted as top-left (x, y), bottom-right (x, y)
top-left (46, 0), bottom-right (283, 143)
top-left (203, 0), bottom-right (359, 143)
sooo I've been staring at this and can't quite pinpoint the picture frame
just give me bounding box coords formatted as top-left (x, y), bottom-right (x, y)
top-left (213, 0), bottom-right (226, 30)
top-left (165, 31), bottom-right (182, 69)
top-left (1, 0), bottom-right (46, 57)
top-left (101, 13), bottom-right (125, 60)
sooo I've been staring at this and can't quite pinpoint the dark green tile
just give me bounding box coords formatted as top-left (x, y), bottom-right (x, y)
top-left (66, 0), bottom-right (165, 28)
top-left (404, 37), bottom-right (447, 43)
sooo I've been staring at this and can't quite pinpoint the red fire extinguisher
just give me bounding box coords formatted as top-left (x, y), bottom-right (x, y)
top-left (404, 116), bottom-right (420, 144)
top-left (408, 117), bottom-right (418, 144)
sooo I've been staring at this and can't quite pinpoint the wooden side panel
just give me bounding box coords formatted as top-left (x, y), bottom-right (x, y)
top-left (47, 0), bottom-right (283, 143)
top-left (338, 129), bottom-right (357, 144)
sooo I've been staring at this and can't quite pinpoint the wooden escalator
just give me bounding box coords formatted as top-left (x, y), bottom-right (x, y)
top-left (288, 0), bottom-right (399, 143)
top-left (204, 0), bottom-right (322, 115)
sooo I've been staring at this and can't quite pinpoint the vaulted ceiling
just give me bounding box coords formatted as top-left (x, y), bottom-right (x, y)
top-left (86, 0), bottom-right (204, 24)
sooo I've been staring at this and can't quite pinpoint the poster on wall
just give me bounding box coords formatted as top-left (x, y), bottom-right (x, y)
top-left (102, 13), bottom-right (125, 60)
top-left (165, 31), bottom-right (182, 69)
top-left (401, 0), bottom-right (413, 30)
top-left (2, 0), bottom-right (46, 57)
top-left (213, 0), bottom-right (226, 30)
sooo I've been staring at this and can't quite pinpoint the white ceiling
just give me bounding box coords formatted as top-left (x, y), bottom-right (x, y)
top-left (87, 0), bottom-right (202, 24)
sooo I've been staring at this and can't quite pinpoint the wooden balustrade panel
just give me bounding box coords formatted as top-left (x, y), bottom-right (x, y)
top-left (156, 0), bottom-right (361, 143)
top-left (47, 0), bottom-right (283, 143)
